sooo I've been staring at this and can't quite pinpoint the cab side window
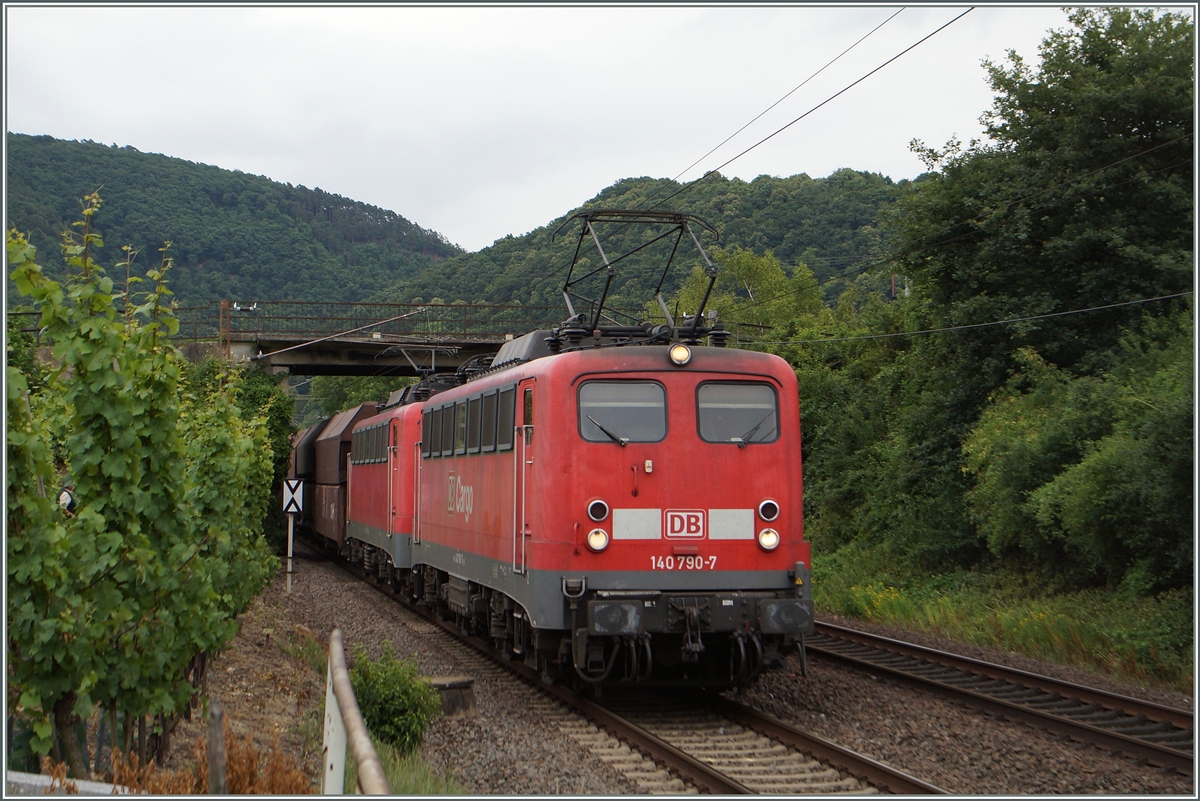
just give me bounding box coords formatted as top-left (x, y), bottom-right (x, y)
top-left (497, 387), bottom-right (515, 450)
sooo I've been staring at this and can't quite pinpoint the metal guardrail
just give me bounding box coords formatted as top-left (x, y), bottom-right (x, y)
top-left (321, 629), bottom-right (390, 794)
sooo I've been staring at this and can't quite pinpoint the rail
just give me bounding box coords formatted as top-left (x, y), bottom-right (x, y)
top-left (321, 628), bottom-right (390, 794)
top-left (316, 537), bottom-right (945, 794)
top-left (808, 622), bottom-right (1194, 775)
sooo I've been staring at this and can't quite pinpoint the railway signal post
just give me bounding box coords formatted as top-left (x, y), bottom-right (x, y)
top-left (283, 479), bottom-right (304, 593)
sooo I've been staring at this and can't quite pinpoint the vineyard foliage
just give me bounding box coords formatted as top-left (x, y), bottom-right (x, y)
top-left (6, 197), bottom-right (277, 778)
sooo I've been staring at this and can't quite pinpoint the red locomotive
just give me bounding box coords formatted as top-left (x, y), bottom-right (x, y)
top-left (295, 211), bottom-right (814, 688)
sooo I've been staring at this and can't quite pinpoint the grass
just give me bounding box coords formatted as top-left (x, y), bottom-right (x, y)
top-left (812, 543), bottom-right (1194, 692)
top-left (343, 736), bottom-right (460, 794)
top-left (277, 624), bottom-right (328, 676)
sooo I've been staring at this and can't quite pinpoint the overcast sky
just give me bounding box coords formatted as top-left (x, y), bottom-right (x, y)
top-left (6, 4), bottom-right (1090, 252)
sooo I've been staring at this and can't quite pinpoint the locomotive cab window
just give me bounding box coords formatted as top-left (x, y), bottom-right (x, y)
top-left (454, 400), bottom-right (468, 454)
top-left (440, 404), bottom-right (455, 457)
top-left (579, 381), bottom-right (666, 443)
top-left (467, 397), bottom-right (482, 453)
top-left (497, 386), bottom-right (515, 451)
top-left (481, 390), bottom-right (498, 452)
top-left (697, 382), bottom-right (779, 445)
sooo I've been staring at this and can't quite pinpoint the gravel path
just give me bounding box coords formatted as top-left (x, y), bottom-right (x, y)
top-left (173, 553), bottom-right (1193, 794)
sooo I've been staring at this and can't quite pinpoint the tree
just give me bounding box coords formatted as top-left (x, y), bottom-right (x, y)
top-left (656, 246), bottom-right (822, 343)
top-left (964, 311), bottom-right (1193, 592)
top-left (892, 7), bottom-right (1192, 374)
top-left (311, 374), bottom-right (415, 418)
top-left (799, 8), bottom-right (1193, 577)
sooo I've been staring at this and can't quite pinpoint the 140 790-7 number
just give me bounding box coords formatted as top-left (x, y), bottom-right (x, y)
top-left (651, 555), bottom-right (717, 570)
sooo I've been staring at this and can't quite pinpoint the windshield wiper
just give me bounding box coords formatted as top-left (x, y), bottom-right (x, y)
top-left (732, 412), bottom-right (773, 448)
top-left (587, 415), bottom-right (628, 447)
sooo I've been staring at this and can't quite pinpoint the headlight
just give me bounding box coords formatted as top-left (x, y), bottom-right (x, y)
top-left (586, 528), bottom-right (610, 552)
top-left (588, 499), bottom-right (609, 522)
top-left (669, 344), bottom-right (692, 366)
top-left (757, 528), bottom-right (780, 551)
top-left (758, 500), bottom-right (780, 522)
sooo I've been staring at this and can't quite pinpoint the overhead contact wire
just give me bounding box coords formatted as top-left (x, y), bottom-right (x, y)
top-left (743, 292), bottom-right (1194, 346)
top-left (643, 8), bottom-right (906, 209)
top-left (651, 7), bottom-right (975, 211)
top-left (525, 8), bottom-right (911, 299)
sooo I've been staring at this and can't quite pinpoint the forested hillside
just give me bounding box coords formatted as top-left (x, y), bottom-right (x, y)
top-left (6, 133), bottom-right (462, 306)
top-left (378, 169), bottom-right (899, 309)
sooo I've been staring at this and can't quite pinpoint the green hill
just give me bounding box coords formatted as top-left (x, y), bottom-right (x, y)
top-left (6, 133), bottom-right (462, 306)
top-left (378, 169), bottom-right (901, 309)
top-left (7, 136), bottom-right (909, 495)
top-left (7, 133), bottom-right (901, 314)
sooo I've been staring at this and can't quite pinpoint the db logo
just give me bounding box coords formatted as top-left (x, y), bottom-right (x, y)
top-left (665, 510), bottom-right (706, 539)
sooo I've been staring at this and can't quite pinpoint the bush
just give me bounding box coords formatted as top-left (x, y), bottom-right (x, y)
top-left (348, 643), bottom-right (440, 755)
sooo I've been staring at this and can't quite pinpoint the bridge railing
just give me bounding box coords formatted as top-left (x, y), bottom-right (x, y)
top-left (172, 301), bottom-right (571, 342)
top-left (21, 299), bottom-right (770, 349)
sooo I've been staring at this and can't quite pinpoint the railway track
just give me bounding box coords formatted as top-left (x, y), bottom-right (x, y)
top-left (599, 690), bottom-right (946, 794)
top-left (304, 536), bottom-right (944, 794)
top-left (425, 612), bottom-right (946, 794)
top-left (808, 622), bottom-right (1194, 776)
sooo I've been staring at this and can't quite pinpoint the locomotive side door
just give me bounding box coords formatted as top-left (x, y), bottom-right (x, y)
top-left (514, 378), bottom-right (536, 574)
top-left (388, 419), bottom-right (400, 535)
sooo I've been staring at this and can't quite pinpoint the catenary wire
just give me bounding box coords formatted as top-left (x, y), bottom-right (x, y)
top-left (742, 292), bottom-right (1193, 346)
top-left (725, 140), bottom-right (1194, 316)
top-left (639, 8), bottom-right (906, 211)
top-left (648, 7), bottom-right (975, 212)
top-left (523, 7), bottom-right (934, 300)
